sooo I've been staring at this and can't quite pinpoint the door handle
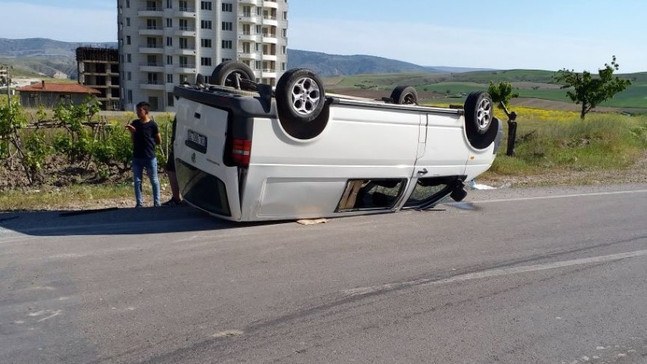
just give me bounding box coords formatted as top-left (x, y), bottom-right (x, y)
top-left (417, 168), bottom-right (428, 175)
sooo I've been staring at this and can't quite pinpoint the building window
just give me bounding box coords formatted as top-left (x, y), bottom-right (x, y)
top-left (126, 0), bottom-right (130, 8)
top-left (201, 1), bottom-right (212, 10)
top-left (179, 19), bottom-right (189, 30)
top-left (222, 3), bottom-right (232, 12)
top-left (201, 38), bottom-right (212, 48)
top-left (222, 58), bottom-right (232, 63)
top-left (126, 36), bottom-right (131, 45)
top-left (283, 11), bottom-right (287, 20)
top-left (126, 18), bottom-right (130, 26)
top-left (222, 22), bottom-right (233, 31)
top-left (179, 38), bottom-right (188, 49)
top-left (147, 37), bottom-right (157, 48)
top-left (166, 18), bottom-right (172, 27)
top-left (221, 40), bottom-right (232, 49)
top-left (127, 90), bottom-right (132, 103)
top-left (147, 73), bottom-right (159, 84)
top-left (167, 74), bottom-right (173, 83)
top-left (201, 57), bottom-right (212, 66)
top-left (179, 56), bottom-right (189, 67)
top-left (127, 72), bottom-right (131, 81)
top-left (167, 55), bottom-right (173, 64)
top-left (167, 93), bottom-right (174, 107)
top-left (166, 0), bottom-right (172, 8)
top-left (146, 19), bottom-right (157, 29)
top-left (201, 20), bottom-right (212, 29)
top-left (127, 54), bottom-right (132, 63)
top-left (166, 37), bottom-right (172, 47)
top-left (255, 61), bottom-right (261, 70)
top-left (282, 28), bottom-right (287, 38)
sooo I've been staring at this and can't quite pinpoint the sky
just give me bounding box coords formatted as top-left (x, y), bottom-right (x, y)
top-left (1, 0), bottom-right (646, 73)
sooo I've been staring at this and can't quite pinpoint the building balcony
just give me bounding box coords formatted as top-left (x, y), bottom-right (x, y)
top-left (263, 1), bottom-right (279, 8)
top-left (261, 54), bottom-right (278, 61)
top-left (176, 48), bottom-right (197, 55)
top-left (262, 17), bottom-right (279, 27)
top-left (260, 70), bottom-right (277, 79)
top-left (262, 35), bottom-right (278, 44)
top-left (239, 0), bottom-right (260, 5)
top-left (139, 47), bottom-right (164, 54)
top-left (138, 7), bottom-right (163, 17)
top-left (238, 33), bottom-right (261, 42)
top-left (139, 26), bottom-right (164, 36)
top-left (140, 63), bottom-right (165, 72)
top-left (238, 14), bottom-right (261, 24)
top-left (176, 64), bottom-right (197, 73)
top-left (175, 8), bottom-right (196, 18)
top-left (140, 81), bottom-right (166, 90)
top-left (175, 27), bottom-right (196, 36)
top-left (238, 52), bottom-right (259, 60)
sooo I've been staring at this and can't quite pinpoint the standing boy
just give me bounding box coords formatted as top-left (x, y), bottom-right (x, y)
top-left (126, 101), bottom-right (162, 207)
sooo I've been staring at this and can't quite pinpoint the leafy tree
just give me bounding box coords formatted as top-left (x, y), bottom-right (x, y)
top-left (487, 81), bottom-right (518, 109)
top-left (554, 56), bottom-right (631, 119)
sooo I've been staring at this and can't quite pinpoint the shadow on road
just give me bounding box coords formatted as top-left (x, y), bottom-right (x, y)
top-left (0, 205), bottom-right (291, 237)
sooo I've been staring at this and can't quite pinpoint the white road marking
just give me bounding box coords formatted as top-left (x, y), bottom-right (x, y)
top-left (212, 330), bottom-right (244, 338)
top-left (474, 189), bottom-right (647, 204)
top-left (344, 249), bottom-right (647, 297)
top-left (37, 310), bottom-right (62, 322)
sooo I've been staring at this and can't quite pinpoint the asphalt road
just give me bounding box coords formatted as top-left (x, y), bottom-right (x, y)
top-left (1, 184), bottom-right (647, 364)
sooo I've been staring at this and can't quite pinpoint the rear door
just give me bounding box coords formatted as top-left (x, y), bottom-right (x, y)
top-left (174, 99), bottom-right (243, 220)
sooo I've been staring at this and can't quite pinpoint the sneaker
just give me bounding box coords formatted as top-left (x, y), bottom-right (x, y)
top-left (162, 199), bottom-right (182, 206)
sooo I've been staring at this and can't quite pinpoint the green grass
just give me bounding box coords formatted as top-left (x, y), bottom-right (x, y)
top-left (331, 69), bottom-right (647, 110)
top-left (487, 112), bottom-right (647, 177)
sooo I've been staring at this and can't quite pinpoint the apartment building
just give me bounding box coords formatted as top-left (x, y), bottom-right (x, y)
top-left (117, 0), bottom-right (289, 111)
top-left (76, 47), bottom-right (121, 110)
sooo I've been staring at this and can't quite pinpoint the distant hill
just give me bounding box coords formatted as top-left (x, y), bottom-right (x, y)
top-left (286, 49), bottom-right (491, 76)
top-left (0, 37), bottom-right (488, 79)
top-left (0, 38), bottom-right (117, 79)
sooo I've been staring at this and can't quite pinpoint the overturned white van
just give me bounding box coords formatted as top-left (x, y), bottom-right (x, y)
top-left (172, 61), bottom-right (502, 222)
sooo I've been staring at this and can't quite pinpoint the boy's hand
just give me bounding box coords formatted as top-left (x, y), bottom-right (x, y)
top-left (125, 125), bottom-right (135, 132)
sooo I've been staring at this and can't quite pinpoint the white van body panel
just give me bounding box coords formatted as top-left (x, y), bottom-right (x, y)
top-left (172, 84), bottom-right (502, 222)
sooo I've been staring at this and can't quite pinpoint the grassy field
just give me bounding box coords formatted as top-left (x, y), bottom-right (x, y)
top-left (329, 70), bottom-right (647, 112)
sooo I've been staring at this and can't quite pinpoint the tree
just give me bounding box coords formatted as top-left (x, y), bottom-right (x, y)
top-left (487, 81), bottom-right (518, 109)
top-left (554, 56), bottom-right (631, 119)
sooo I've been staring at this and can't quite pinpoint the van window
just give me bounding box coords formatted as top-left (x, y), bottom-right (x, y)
top-left (176, 161), bottom-right (231, 216)
top-left (337, 179), bottom-right (406, 212)
top-left (403, 177), bottom-right (456, 209)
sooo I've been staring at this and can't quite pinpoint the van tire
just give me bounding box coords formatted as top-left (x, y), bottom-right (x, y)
top-left (211, 61), bottom-right (255, 89)
top-left (464, 91), bottom-right (494, 135)
top-left (390, 86), bottom-right (418, 105)
top-left (276, 68), bottom-right (328, 140)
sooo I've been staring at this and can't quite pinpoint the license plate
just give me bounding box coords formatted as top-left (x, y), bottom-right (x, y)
top-left (186, 129), bottom-right (207, 153)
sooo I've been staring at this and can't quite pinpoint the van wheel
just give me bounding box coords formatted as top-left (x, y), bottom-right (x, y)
top-left (211, 61), bottom-right (255, 89)
top-left (276, 68), bottom-right (328, 140)
top-left (390, 86), bottom-right (418, 105)
top-left (464, 91), bottom-right (493, 135)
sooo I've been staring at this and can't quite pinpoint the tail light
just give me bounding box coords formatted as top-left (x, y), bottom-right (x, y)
top-left (231, 138), bottom-right (251, 166)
